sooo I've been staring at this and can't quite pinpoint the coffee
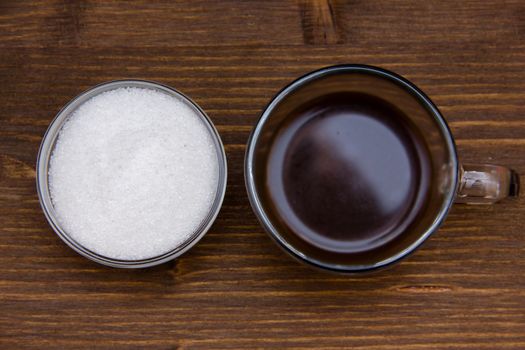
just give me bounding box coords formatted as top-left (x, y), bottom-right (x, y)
top-left (264, 92), bottom-right (431, 253)
top-left (246, 65), bottom-right (517, 272)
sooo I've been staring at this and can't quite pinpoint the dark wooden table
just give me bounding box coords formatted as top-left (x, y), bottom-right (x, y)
top-left (1, 1), bottom-right (524, 349)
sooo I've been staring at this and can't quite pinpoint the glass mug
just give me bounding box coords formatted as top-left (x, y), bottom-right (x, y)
top-left (245, 65), bottom-right (519, 273)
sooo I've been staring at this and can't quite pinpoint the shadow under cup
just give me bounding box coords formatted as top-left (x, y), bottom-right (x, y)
top-left (245, 65), bottom-right (458, 272)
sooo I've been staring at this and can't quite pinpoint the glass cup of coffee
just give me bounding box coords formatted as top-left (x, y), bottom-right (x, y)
top-left (245, 65), bottom-right (519, 273)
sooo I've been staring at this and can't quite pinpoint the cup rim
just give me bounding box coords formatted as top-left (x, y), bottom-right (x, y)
top-left (244, 64), bottom-right (459, 273)
top-left (36, 79), bottom-right (228, 268)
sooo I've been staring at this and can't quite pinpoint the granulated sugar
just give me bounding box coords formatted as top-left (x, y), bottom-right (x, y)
top-left (48, 87), bottom-right (219, 260)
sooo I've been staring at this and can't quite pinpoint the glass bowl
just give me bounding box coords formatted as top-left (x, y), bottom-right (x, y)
top-left (36, 80), bottom-right (227, 268)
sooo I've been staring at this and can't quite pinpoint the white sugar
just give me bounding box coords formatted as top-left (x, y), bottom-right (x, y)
top-left (48, 87), bottom-right (219, 260)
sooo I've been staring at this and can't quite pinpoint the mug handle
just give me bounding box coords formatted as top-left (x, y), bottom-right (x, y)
top-left (455, 164), bottom-right (520, 204)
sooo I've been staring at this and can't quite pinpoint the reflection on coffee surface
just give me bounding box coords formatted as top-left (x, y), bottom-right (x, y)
top-left (265, 92), bottom-right (431, 253)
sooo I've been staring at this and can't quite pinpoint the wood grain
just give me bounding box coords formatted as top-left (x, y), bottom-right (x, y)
top-left (0, 1), bottom-right (524, 349)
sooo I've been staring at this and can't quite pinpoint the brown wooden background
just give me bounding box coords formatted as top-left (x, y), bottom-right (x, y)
top-left (1, 1), bottom-right (524, 349)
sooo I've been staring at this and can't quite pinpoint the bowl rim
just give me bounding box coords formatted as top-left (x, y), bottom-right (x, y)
top-left (36, 79), bottom-right (228, 268)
